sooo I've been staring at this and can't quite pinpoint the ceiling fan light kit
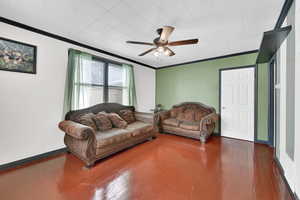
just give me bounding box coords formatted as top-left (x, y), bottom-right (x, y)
top-left (157, 46), bottom-right (165, 52)
top-left (126, 26), bottom-right (199, 57)
top-left (153, 51), bottom-right (160, 57)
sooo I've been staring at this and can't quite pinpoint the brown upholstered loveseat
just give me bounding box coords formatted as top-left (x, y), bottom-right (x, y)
top-left (154, 102), bottom-right (218, 143)
top-left (59, 103), bottom-right (156, 167)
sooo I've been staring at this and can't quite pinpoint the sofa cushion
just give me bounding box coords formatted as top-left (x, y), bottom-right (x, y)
top-left (107, 113), bottom-right (128, 128)
top-left (179, 121), bottom-right (200, 131)
top-left (119, 109), bottom-right (136, 124)
top-left (162, 125), bottom-right (200, 139)
top-left (126, 121), bottom-right (153, 136)
top-left (162, 118), bottom-right (180, 127)
top-left (93, 112), bottom-right (112, 131)
top-left (95, 128), bottom-right (131, 148)
top-left (74, 113), bottom-right (97, 131)
top-left (176, 108), bottom-right (195, 121)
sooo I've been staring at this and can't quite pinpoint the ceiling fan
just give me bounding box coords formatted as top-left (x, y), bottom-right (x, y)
top-left (126, 26), bottom-right (199, 57)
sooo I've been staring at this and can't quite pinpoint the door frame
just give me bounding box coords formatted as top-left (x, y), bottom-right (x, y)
top-left (218, 65), bottom-right (257, 141)
top-left (268, 56), bottom-right (278, 148)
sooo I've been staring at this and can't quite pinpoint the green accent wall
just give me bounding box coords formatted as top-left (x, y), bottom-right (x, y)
top-left (257, 63), bottom-right (269, 141)
top-left (156, 53), bottom-right (269, 141)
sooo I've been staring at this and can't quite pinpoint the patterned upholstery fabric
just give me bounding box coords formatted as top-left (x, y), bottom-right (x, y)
top-left (95, 129), bottom-right (131, 148)
top-left (154, 102), bottom-right (219, 143)
top-left (162, 125), bottom-right (200, 139)
top-left (194, 108), bottom-right (209, 121)
top-left (170, 108), bottom-right (177, 118)
top-left (179, 121), bottom-right (200, 131)
top-left (125, 121), bottom-right (153, 136)
top-left (107, 113), bottom-right (128, 129)
top-left (93, 112), bottom-right (112, 131)
top-left (170, 107), bottom-right (185, 118)
top-left (60, 103), bottom-right (156, 167)
top-left (74, 113), bottom-right (97, 131)
top-left (119, 109), bottom-right (136, 124)
top-left (176, 107), bottom-right (209, 122)
top-left (176, 112), bottom-right (185, 121)
top-left (183, 109), bottom-right (195, 121)
top-left (162, 118), bottom-right (180, 127)
top-left (59, 120), bottom-right (94, 140)
top-left (158, 110), bottom-right (170, 121)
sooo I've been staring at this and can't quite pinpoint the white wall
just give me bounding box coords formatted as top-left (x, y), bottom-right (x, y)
top-left (134, 66), bottom-right (156, 113)
top-left (277, 34), bottom-right (295, 190)
top-left (276, 1), bottom-right (300, 195)
top-left (0, 22), bottom-right (156, 165)
top-left (294, 0), bottom-right (300, 196)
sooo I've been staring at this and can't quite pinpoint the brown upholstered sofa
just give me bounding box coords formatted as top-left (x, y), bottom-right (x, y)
top-left (59, 103), bottom-right (156, 167)
top-left (154, 102), bottom-right (218, 143)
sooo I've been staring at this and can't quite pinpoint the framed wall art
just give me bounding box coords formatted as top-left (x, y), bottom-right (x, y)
top-left (0, 37), bottom-right (37, 74)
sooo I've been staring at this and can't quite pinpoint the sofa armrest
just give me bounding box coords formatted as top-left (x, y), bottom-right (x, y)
top-left (154, 110), bottom-right (170, 131)
top-left (201, 113), bottom-right (219, 125)
top-left (156, 110), bottom-right (170, 122)
top-left (154, 110), bottom-right (170, 125)
top-left (199, 113), bottom-right (219, 143)
top-left (58, 120), bottom-right (94, 140)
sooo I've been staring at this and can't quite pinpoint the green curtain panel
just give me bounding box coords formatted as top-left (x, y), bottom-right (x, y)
top-left (63, 49), bottom-right (92, 116)
top-left (63, 49), bottom-right (137, 116)
top-left (122, 64), bottom-right (137, 106)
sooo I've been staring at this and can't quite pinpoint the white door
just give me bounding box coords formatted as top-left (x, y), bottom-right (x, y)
top-left (220, 67), bottom-right (255, 141)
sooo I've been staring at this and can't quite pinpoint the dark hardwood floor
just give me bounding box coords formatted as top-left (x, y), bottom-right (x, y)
top-left (0, 134), bottom-right (293, 200)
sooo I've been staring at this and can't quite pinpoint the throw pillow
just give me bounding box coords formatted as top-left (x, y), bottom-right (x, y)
top-left (177, 113), bottom-right (186, 121)
top-left (183, 109), bottom-right (195, 121)
top-left (74, 113), bottom-right (97, 131)
top-left (93, 112), bottom-right (112, 131)
top-left (119, 109), bottom-right (136, 124)
top-left (107, 113), bottom-right (128, 129)
top-left (171, 106), bottom-right (185, 118)
top-left (170, 108), bottom-right (178, 118)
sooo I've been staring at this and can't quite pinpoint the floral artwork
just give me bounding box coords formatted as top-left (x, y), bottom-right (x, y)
top-left (0, 37), bottom-right (36, 74)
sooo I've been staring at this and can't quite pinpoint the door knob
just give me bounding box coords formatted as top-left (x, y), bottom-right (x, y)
top-left (222, 107), bottom-right (226, 109)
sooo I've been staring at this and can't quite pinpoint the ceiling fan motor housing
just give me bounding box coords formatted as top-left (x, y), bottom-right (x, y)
top-left (126, 26), bottom-right (198, 56)
top-left (156, 28), bottom-right (163, 36)
top-left (154, 37), bottom-right (168, 46)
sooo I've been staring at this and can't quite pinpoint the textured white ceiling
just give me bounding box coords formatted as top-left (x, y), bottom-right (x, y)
top-left (0, 0), bottom-right (284, 67)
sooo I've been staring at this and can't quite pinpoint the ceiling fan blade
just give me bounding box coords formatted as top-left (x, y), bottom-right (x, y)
top-left (164, 47), bottom-right (175, 56)
top-left (126, 41), bottom-right (154, 46)
top-left (159, 26), bottom-right (175, 42)
top-left (168, 39), bottom-right (199, 46)
top-left (139, 48), bottom-right (157, 56)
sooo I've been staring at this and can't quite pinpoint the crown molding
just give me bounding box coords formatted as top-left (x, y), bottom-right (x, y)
top-left (0, 16), bottom-right (263, 71)
top-left (0, 16), bottom-right (157, 70)
top-left (157, 50), bottom-right (259, 69)
top-left (274, 0), bottom-right (294, 29)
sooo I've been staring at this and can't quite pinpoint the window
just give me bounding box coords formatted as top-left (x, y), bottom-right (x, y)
top-left (74, 59), bottom-right (105, 108)
top-left (76, 58), bottom-right (125, 108)
top-left (64, 49), bottom-right (136, 113)
top-left (108, 63), bottom-right (124, 104)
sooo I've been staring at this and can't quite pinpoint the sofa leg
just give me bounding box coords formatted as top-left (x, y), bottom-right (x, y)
top-left (85, 162), bottom-right (95, 169)
top-left (200, 136), bottom-right (207, 143)
top-left (147, 136), bottom-right (157, 141)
